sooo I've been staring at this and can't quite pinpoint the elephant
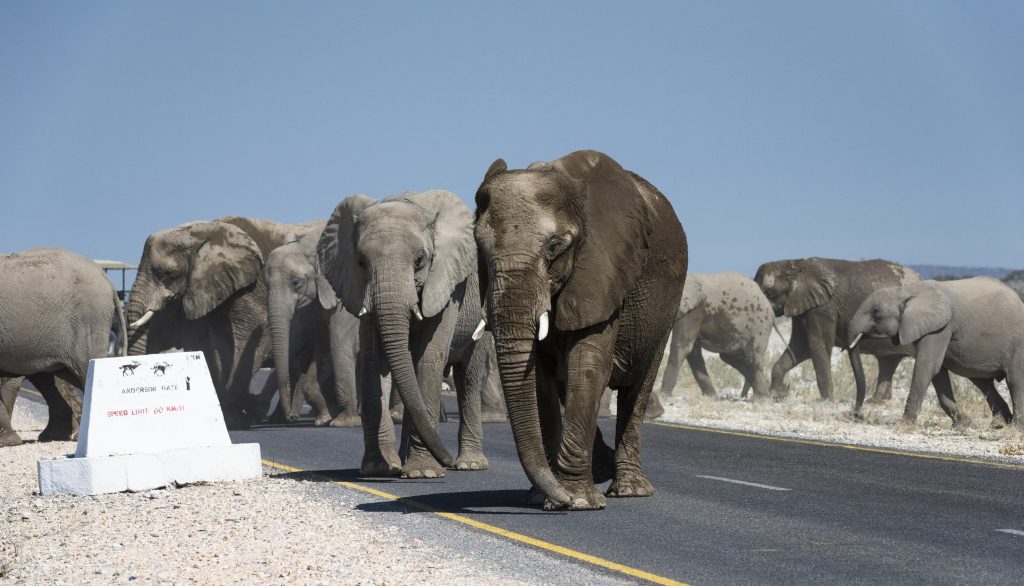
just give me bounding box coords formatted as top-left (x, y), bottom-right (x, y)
top-left (317, 190), bottom-right (497, 478)
top-left (126, 216), bottom-right (322, 427)
top-left (263, 228), bottom-right (361, 426)
top-left (659, 272), bottom-right (776, 402)
top-left (0, 248), bottom-right (126, 446)
top-left (474, 150), bottom-right (688, 511)
top-left (849, 277), bottom-right (1024, 429)
top-left (754, 258), bottom-right (920, 412)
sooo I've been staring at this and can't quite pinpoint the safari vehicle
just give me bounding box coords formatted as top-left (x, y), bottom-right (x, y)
top-left (94, 259), bottom-right (137, 357)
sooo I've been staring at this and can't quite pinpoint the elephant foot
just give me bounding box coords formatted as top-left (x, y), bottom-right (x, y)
top-left (223, 410), bottom-right (253, 430)
top-left (865, 394), bottom-right (890, 405)
top-left (0, 429), bottom-right (23, 447)
top-left (453, 450), bottom-right (489, 471)
top-left (38, 424), bottom-right (75, 442)
top-left (312, 412), bottom-right (332, 426)
top-left (360, 450), bottom-right (402, 477)
top-left (770, 388), bottom-right (790, 400)
top-left (990, 413), bottom-right (1010, 430)
top-left (400, 451), bottom-right (446, 479)
top-left (544, 481), bottom-right (606, 511)
top-left (644, 394), bottom-right (665, 420)
top-left (606, 470), bottom-right (654, 498)
top-left (480, 409), bottom-right (506, 423)
top-left (328, 412), bottom-right (362, 427)
top-left (952, 415), bottom-right (973, 431)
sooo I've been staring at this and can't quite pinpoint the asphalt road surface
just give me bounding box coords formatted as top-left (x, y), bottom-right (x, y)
top-left (230, 395), bottom-right (1024, 585)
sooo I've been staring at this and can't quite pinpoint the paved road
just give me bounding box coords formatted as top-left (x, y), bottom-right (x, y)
top-left (230, 403), bottom-right (1023, 584)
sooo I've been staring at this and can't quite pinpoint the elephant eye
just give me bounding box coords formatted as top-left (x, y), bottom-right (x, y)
top-left (545, 235), bottom-right (567, 261)
top-left (414, 251), bottom-right (427, 271)
top-left (290, 278), bottom-right (302, 289)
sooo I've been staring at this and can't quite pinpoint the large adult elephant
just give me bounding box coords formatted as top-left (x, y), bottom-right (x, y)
top-left (754, 258), bottom-right (920, 412)
top-left (659, 272), bottom-right (775, 401)
top-left (317, 190), bottom-right (496, 478)
top-left (126, 216), bottom-right (322, 427)
top-left (0, 248), bottom-right (126, 446)
top-left (474, 150), bottom-right (688, 511)
top-left (264, 228), bottom-right (361, 427)
top-left (849, 278), bottom-right (1024, 428)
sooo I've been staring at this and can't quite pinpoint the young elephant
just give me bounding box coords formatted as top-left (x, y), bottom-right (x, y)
top-left (849, 278), bottom-right (1024, 428)
top-left (475, 150), bottom-right (688, 510)
top-left (659, 272), bottom-right (775, 401)
top-left (317, 190), bottom-right (496, 478)
top-left (755, 258), bottom-right (919, 411)
top-left (263, 229), bottom-right (361, 427)
top-left (0, 248), bottom-right (127, 445)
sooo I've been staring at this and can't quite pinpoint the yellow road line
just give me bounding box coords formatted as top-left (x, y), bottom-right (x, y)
top-left (261, 459), bottom-right (688, 586)
top-left (652, 420), bottom-right (1023, 470)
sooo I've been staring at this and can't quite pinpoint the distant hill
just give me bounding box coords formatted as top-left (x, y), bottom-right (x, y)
top-left (906, 264), bottom-right (1016, 280)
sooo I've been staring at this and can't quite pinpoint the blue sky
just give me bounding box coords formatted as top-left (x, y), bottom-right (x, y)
top-left (1, 1), bottom-right (1021, 281)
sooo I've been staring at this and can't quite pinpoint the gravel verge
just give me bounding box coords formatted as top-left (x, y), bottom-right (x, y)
top-left (2, 396), bottom-right (626, 585)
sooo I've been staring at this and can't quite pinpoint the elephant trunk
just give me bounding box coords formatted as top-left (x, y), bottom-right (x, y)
top-left (268, 296), bottom-right (298, 420)
top-left (372, 269), bottom-right (453, 467)
top-left (487, 265), bottom-right (571, 508)
top-left (126, 275), bottom-right (155, 356)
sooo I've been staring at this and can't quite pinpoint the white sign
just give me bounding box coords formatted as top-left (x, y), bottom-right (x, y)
top-left (76, 352), bottom-right (231, 458)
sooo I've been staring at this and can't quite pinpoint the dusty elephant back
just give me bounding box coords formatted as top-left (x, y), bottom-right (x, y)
top-left (689, 272), bottom-right (774, 355)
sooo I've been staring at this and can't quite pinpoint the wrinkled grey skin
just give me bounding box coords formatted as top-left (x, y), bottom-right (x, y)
top-left (755, 258), bottom-right (920, 413)
top-left (263, 228), bottom-right (361, 427)
top-left (659, 272), bottom-right (774, 401)
top-left (849, 278), bottom-right (1024, 428)
top-left (318, 191), bottom-right (496, 478)
top-left (0, 248), bottom-right (126, 446)
top-left (126, 216), bottom-right (322, 427)
top-left (475, 151), bottom-right (688, 510)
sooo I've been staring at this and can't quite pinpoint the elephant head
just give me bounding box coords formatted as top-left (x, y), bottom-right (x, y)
top-left (126, 221), bottom-right (263, 354)
top-left (264, 231), bottom-right (335, 420)
top-left (317, 190), bottom-right (475, 467)
top-left (473, 150), bottom-right (654, 507)
top-left (848, 281), bottom-right (952, 349)
top-left (754, 258), bottom-right (837, 318)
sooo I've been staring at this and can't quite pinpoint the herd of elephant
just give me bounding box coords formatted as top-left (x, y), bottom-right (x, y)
top-left (2, 149), bottom-right (1023, 511)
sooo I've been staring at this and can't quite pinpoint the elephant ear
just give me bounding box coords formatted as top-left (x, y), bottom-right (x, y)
top-left (183, 222), bottom-right (263, 319)
top-left (552, 150), bottom-right (653, 331)
top-left (317, 194), bottom-right (375, 315)
top-left (680, 276), bottom-right (705, 315)
top-left (409, 190), bottom-right (476, 318)
top-left (299, 232), bottom-right (338, 311)
top-left (784, 260), bottom-right (837, 317)
top-left (898, 282), bottom-right (953, 345)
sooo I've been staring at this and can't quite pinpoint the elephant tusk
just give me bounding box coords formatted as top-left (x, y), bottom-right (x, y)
top-left (537, 311), bottom-right (549, 341)
top-left (411, 305), bottom-right (423, 321)
top-left (358, 306), bottom-right (368, 317)
top-left (472, 318), bottom-right (486, 341)
top-left (849, 333), bottom-right (863, 350)
top-left (130, 310), bottom-right (155, 329)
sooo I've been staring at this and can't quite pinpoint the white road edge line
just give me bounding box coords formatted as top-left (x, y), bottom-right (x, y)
top-left (695, 474), bottom-right (791, 492)
top-left (996, 529), bottom-right (1024, 537)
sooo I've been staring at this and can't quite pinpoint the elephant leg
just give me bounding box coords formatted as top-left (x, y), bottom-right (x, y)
top-left (599, 388), bottom-right (613, 418)
top-left (970, 378), bottom-right (1012, 428)
top-left (451, 351), bottom-right (488, 471)
top-left (299, 361), bottom-right (333, 426)
top-left (770, 319), bottom-right (811, 398)
top-left (659, 314), bottom-right (698, 397)
top-left (932, 368), bottom-right (970, 429)
top-left (607, 331), bottom-right (667, 500)
top-left (31, 370), bottom-right (80, 442)
top-left (0, 378), bottom-right (22, 446)
top-left (476, 335), bottom-right (506, 422)
top-left (357, 322), bottom-right (400, 476)
top-left (868, 356), bottom-right (902, 403)
top-left (1007, 363), bottom-right (1024, 431)
top-left (805, 316), bottom-right (837, 400)
top-left (327, 311), bottom-right (361, 427)
top-left (744, 351), bottom-right (771, 400)
top-left (722, 353), bottom-right (768, 400)
top-left (686, 348), bottom-right (717, 397)
top-left (399, 344), bottom-right (447, 479)
top-left (389, 382), bottom-right (404, 424)
top-left (902, 331), bottom-right (951, 424)
top-left (555, 325), bottom-right (617, 510)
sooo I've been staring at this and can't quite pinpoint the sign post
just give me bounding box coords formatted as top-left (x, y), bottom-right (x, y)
top-left (38, 352), bottom-right (262, 496)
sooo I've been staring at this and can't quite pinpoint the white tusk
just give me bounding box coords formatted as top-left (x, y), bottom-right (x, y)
top-left (130, 310), bottom-right (155, 329)
top-left (472, 318), bottom-right (487, 341)
top-left (849, 333), bottom-right (863, 350)
top-left (358, 306), bottom-right (368, 317)
top-left (537, 311), bottom-right (549, 341)
top-left (411, 306), bottom-right (423, 321)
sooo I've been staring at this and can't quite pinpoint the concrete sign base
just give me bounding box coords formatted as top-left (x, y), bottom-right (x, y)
top-left (38, 444), bottom-right (262, 496)
top-left (37, 352), bottom-right (263, 496)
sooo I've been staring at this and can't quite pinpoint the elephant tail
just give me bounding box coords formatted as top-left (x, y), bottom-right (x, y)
top-left (114, 291), bottom-right (128, 357)
top-left (772, 319), bottom-right (796, 364)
